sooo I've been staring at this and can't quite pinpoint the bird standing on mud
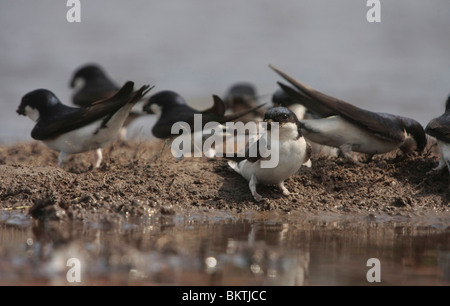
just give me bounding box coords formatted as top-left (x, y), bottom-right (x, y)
top-left (270, 65), bottom-right (427, 163)
top-left (143, 90), bottom-right (266, 159)
top-left (69, 63), bottom-right (148, 140)
top-left (143, 90), bottom-right (265, 139)
top-left (17, 81), bottom-right (152, 168)
top-left (228, 106), bottom-right (311, 202)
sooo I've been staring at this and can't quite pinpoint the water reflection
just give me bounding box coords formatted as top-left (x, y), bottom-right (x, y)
top-left (0, 211), bottom-right (449, 285)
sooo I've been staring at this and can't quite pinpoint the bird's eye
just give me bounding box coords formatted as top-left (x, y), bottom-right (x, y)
top-left (282, 114), bottom-right (289, 120)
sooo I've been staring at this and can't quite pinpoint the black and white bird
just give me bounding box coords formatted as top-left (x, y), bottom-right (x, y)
top-left (228, 106), bottom-right (311, 202)
top-left (270, 65), bottom-right (427, 163)
top-left (143, 90), bottom-right (265, 139)
top-left (223, 82), bottom-right (266, 123)
top-left (143, 90), bottom-right (266, 159)
top-left (70, 64), bottom-right (119, 107)
top-left (425, 95), bottom-right (450, 174)
top-left (69, 64), bottom-right (147, 139)
top-left (17, 81), bottom-right (152, 168)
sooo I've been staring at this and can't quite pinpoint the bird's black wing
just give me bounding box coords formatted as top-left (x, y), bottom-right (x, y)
top-left (32, 82), bottom-right (151, 140)
top-left (277, 82), bottom-right (336, 117)
top-left (244, 135), bottom-right (270, 163)
top-left (221, 131), bottom-right (271, 163)
top-left (152, 104), bottom-right (201, 139)
top-left (73, 87), bottom-right (118, 107)
top-left (271, 65), bottom-right (406, 143)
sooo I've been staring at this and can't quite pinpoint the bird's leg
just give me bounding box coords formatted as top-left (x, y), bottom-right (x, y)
top-left (94, 148), bottom-right (103, 168)
top-left (57, 151), bottom-right (68, 167)
top-left (435, 159), bottom-right (447, 172)
top-left (427, 158), bottom-right (447, 175)
top-left (119, 127), bottom-right (128, 142)
top-left (278, 181), bottom-right (290, 196)
top-left (249, 174), bottom-right (263, 202)
top-left (364, 154), bottom-right (374, 164)
top-left (339, 144), bottom-right (362, 165)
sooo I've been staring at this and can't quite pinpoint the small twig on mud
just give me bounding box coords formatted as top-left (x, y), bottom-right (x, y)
top-left (153, 140), bottom-right (168, 163)
top-left (168, 178), bottom-right (176, 190)
top-left (103, 173), bottom-right (109, 185)
top-left (87, 171), bottom-right (96, 180)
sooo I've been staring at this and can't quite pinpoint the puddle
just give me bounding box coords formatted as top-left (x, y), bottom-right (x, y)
top-left (0, 209), bottom-right (449, 286)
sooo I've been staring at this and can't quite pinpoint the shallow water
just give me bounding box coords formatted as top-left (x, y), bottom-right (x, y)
top-left (1, 209), bottom-right (448, 285)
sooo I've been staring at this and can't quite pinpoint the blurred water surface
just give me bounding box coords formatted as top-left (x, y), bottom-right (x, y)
top-left (1, 210), bottom-right (449, 285)
top-left (0, 0), bottom-right (449, 143)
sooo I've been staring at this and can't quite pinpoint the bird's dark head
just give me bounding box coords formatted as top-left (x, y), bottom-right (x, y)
top-left (224, 82), bottom-right (257, 107)
top-left (264, 106), bottom-right (299, 124)
top-left (272, 88), bottom-right (297, 107)
top-left (17, 89), bottom-right (61, 122)
top-left (226, 82), bottom-right (256, 98)
top-left (263, 106), bottom-right (301, 139)
top-left (142, 90), bottom-right (187, 114)
top-left (70, 64), bottom-right (109, 88)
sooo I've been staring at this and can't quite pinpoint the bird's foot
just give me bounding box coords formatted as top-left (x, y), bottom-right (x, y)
top-left (278, 182), bottom-right (291, 196)
top-left (253, 192), bottom-right (264, 202)
top-left (427, 160), bottom-right (447, 176)
top-left (94, 149), bottom-right (103, 168)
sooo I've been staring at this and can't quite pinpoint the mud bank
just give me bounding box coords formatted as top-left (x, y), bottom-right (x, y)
top-left (0, 140), bottom-right (448, 222)
top-left (1, 141), bottom-right (449, 285)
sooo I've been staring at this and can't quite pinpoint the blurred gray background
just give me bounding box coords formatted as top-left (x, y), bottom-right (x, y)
top-left (0, 0), bottom-right (449, 143)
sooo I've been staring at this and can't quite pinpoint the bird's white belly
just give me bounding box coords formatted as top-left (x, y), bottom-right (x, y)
top-left (241, 138), bottom-right (307, 185)
top-left (44, 122), bottom-right (110, 154)
top-left (44, 104), bottom-right (132, 154)
top-left (301, 116), bottom-right (403, 154)
top-left (437, 140), bottom-right (450, 165)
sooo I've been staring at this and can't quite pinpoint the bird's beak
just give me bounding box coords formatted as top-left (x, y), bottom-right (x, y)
top-left (16, 106), bottom-right (25, 116)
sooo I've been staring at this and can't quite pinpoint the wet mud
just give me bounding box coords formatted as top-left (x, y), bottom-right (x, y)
top-left (0, 140), bottom-right (449, 285)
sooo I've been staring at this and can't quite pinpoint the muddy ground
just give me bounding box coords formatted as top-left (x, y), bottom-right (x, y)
top-left (0, 140), bottom-right (449, 225)
top-left (1, 140), bottom-right (449, 285)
